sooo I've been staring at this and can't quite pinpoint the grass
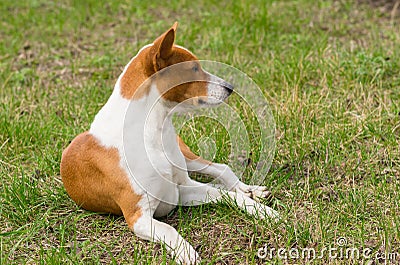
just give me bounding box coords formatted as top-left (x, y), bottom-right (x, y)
top-left (1, 0), bottom-right (399, 264)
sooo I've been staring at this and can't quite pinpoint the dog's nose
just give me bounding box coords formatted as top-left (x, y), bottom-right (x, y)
top-left (223, 82), bottom-right (234, 95)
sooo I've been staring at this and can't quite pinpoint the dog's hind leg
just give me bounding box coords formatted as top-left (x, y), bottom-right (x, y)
top-left (131, 215), bottom-right (199, 264)
top-left (117, 195), bottom-right (200, 265)
top-left (178, 178), bottom-right (279, 220)
top-left (177, 136), bottom-right (271, 200)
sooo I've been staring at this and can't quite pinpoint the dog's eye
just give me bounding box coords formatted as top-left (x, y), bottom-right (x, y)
top-left (192, 65), bottom-right (199, 72)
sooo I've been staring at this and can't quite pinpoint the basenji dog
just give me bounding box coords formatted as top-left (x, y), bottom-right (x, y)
top-left (60, 22), bottom-right (278, 264)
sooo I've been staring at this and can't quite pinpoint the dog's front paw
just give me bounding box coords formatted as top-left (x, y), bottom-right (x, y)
top-left (236, 193), bottom-right (280, 221)
top-left (257, 204), bottom-right (280, 220)
top-left (235, 182), bottom-right (272, 201)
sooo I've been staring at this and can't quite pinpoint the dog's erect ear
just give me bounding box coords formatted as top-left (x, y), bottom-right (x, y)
top-left (152, 22), bottom-right (178, 71)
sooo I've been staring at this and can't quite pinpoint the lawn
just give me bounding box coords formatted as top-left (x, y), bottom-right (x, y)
top-left (1, 0), bottom-right (399, 264)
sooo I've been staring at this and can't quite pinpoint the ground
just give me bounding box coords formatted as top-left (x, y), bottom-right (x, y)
top-left (0, 0), bottom-right (399, 264)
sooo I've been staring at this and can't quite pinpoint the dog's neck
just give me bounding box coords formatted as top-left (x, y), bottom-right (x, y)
top-left (89, 80), bottom-right (174, 151)
top-left (141, 84), bottom-right (175, 149)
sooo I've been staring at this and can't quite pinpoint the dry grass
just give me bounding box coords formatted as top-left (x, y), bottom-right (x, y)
top-left (1, 0), bottom-right (399, 264)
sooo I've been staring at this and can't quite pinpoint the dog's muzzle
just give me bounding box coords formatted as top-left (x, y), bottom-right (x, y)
top-left (204, 73), bottom-right (234, 105)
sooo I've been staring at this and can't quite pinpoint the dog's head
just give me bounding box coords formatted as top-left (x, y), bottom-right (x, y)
top-left (119, 22), bottom-right (233, 109)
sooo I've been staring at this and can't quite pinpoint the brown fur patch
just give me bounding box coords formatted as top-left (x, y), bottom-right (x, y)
top-left (60, 132), bottom-right (142, 229)
top-left (155, 48), bottom-right (209, 104)
top-left (120, 46), bottom-right (154, 100)
top-left (119, 23), bottom-right (209, 103)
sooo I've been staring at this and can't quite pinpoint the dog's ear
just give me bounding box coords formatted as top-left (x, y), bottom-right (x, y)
top-left (152, 22), bottom-right (178, 71)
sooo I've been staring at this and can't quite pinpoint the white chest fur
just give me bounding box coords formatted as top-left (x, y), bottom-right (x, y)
top-left (89, 82), bottom-right (187, 207)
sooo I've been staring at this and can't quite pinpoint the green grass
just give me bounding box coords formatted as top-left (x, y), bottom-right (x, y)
top-left (1, 0), bottom-right (399, 264)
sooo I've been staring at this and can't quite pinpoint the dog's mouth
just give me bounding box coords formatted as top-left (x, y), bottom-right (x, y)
top-left (198, 98), bottom-right (207, 105)
top-left (198, 95), bottom-right (228, 106)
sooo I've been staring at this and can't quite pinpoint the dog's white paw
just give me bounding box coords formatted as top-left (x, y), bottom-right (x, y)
top-left (175, 243), bottom-right (201, 265)
top-left (241, 199), bottom-right (280, 221)
top-left (234, 182), bottom-right (272, 201)
top-left (233, 182), bottom-right (280, 221)
top-left (238, 197), bottom-right (280, 221)
top-left (257, 204), bottom-right (280, 220)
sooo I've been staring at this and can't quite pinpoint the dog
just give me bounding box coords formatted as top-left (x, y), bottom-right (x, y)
top-left (60, 22), bottom-right (278, 264)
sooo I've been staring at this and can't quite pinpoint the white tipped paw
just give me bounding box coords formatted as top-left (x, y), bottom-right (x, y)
top-left (175, 244), bottom-right (201, 265)
top-left (233, 182), bottom-right (280, 220)
top-left (235, 183), bottom-right (272, 201)
top-left (258, 204), bottom-right (280, 220)
top-left (242, 199), bottom-right (280, 221)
